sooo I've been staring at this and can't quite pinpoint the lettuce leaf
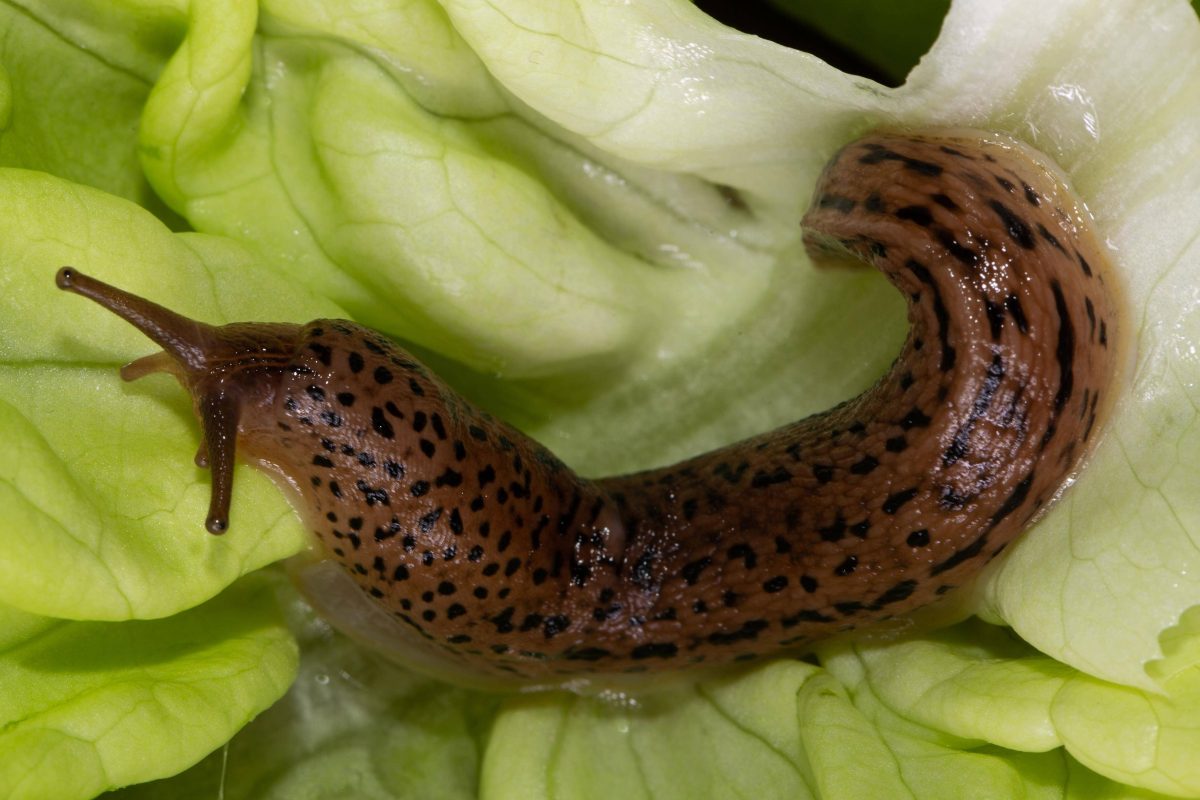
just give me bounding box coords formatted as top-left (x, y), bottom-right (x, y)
top-left (0, 575), bottom-right (296, 800)
top-left (0, 170), bottom-right (324, 620)
top-left (0, 0), bottom-right (1195, 798)
top-left (111, 592), bottom-right (499, 800)
top-left (481, 653), bottom-right (1176, 800)
top-left (0, 1), bottom-right (186, 223)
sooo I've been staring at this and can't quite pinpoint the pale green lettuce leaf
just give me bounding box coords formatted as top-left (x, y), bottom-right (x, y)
top-left (482, 662), bottom-right (818, 800)
top-left (109, 587), bottom-right (498, 800)
top-left (821, 620), bottom-right (1200, 796)
top-left (139, 0), bottom-right (647, 376)
top-left (134, 0), bottom-right (909, 484)
top-left (1051, 666), bottom-right (1200, 797)
top-left (0, 169), bottom-right (323, 619)
top-left (0, 575), bottom-right (297, 800)
top-left (820, 620), bottom-right (1072, 753)
top-left (481, 657), bottom-right (1165, 800)
top-left (0, 0), bottom-right (185, 220)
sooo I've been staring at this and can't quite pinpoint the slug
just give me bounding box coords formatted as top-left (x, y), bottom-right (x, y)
top-left (57, 129), bottom-right (1119, 688)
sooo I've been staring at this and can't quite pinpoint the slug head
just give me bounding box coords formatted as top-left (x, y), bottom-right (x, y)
top-left (56, 267), bottom-right (303, 534)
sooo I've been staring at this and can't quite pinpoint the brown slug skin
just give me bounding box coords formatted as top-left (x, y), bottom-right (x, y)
top-left (57, 129), bottom-right (1119, 686)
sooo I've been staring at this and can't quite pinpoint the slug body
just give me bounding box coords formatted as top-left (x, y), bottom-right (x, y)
top-left (58, 129), bottom-right (1120, 688)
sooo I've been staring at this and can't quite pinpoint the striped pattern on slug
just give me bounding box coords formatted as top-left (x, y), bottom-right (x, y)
top-left (57, 129), bottom-right (1120, 688)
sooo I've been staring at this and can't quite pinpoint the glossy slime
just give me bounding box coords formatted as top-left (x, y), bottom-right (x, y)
top-left (57, 130), bottom-right (1119, 687)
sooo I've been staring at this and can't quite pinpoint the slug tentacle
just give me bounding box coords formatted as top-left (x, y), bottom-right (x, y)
top-left (56, 267), bottom-right (214, 373)
top-left (197, 391), bottom-right (241, 534)
top-left (57, 129), bottom-right (1120, 688)
top-left (121, 352), bottom-right (178, 382)
top-left (56, 266), bottom-right (305, 534)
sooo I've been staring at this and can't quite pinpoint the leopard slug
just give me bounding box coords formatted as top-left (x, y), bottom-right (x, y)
top-left (57, 129), bottom-right (1119, 688)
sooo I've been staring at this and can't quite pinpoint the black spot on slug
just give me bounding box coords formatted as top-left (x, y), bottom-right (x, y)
top-left (896, 205), bottom-right (934, 226)
top-left (763, 576), bottom-right (788, 593)
top-left (631, 642), bottom-right (679, 659)
top-left (988, 199), bottom-right (1035, 249)
top-left (906, 529), bottom-right (930, 547)
top-left (308, 342), bottom-right (332, 365)
top-left (849, 455), bottom-right (879, 475)
top-left (371, 407), bottom-right (394, 439)
top-left (882, 488), bottom-right (919, 514)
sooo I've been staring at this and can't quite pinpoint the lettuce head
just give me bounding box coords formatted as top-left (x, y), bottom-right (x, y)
top-left (0, 0), bottom-right (1198, 798)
